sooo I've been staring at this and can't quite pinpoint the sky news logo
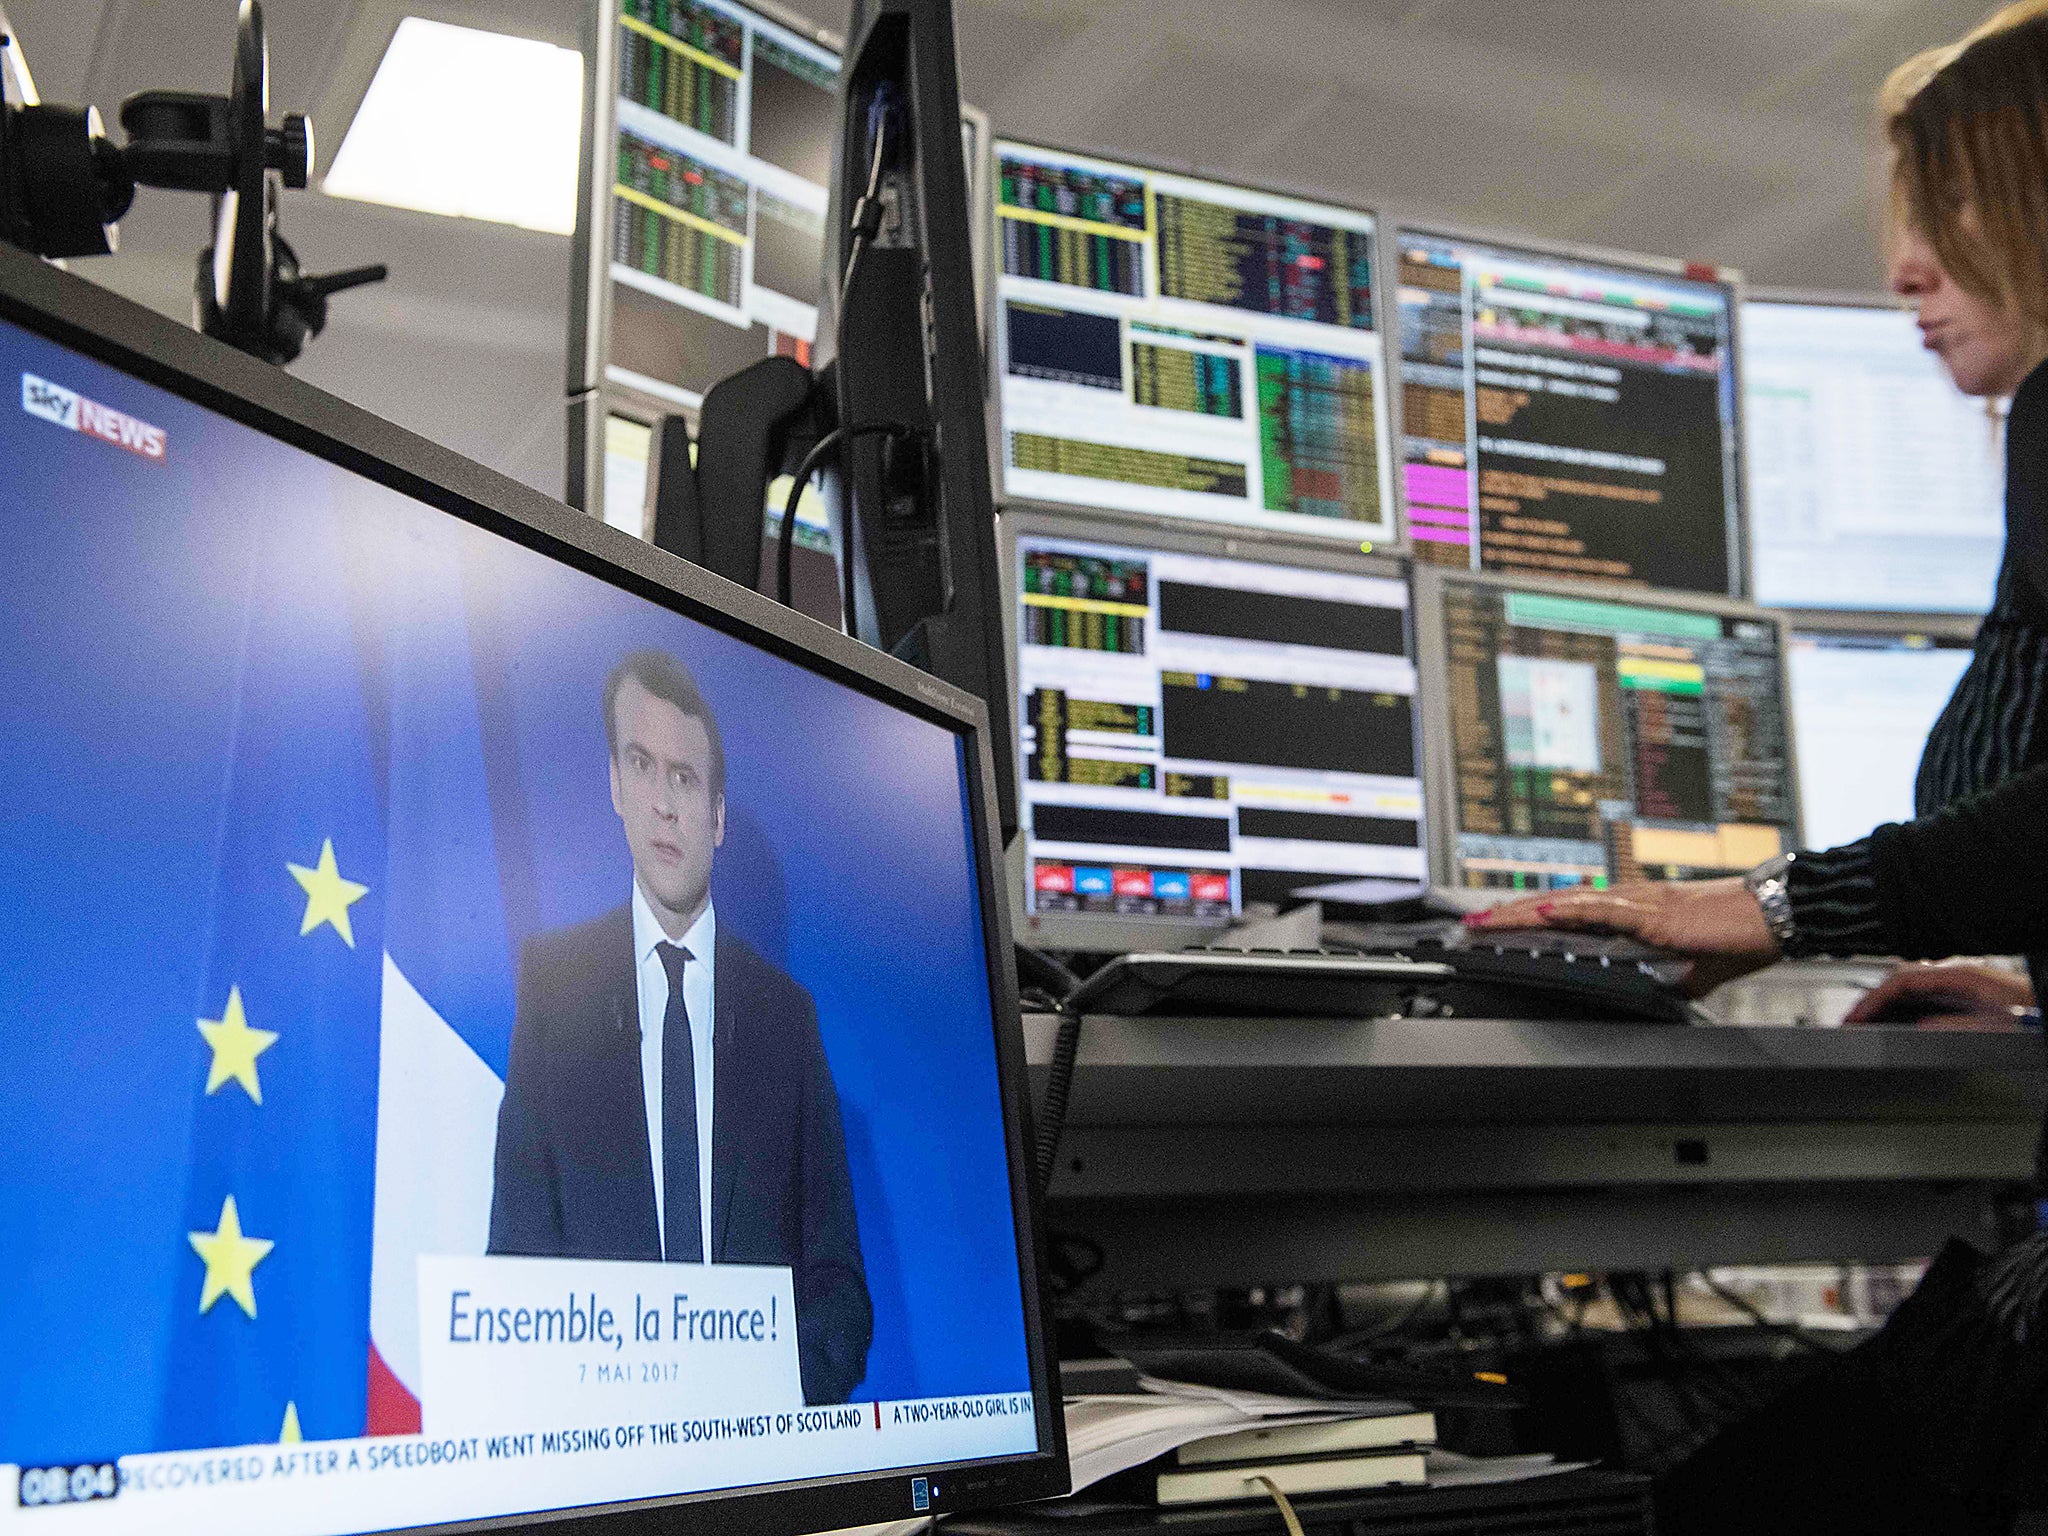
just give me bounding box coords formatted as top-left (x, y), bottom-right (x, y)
top-left (21, 372), bottom-right (167, 461)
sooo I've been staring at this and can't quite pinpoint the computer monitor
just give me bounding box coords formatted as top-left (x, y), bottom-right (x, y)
top-left (990, 140), bottom-right (1399, 549)
top-left (1414, 568), bottom-right (1799, 891)
top-left (578, 0), bottom-right (839, 418)
top-left (0, 246), bottom-right (1062, 1531)
top-left (567, 0), bottom-right (991, 521)
top-left (816, 0), bottom-right (1017, 840)
top-left (1008, 512), bottom-right (1426, 952)
top-left (1743, 295), bottom-right (2004, 615)
top-left (1788, 628), bottom-right (1975, 850)
top-left (1395, 227), bottom-right (1743, 594)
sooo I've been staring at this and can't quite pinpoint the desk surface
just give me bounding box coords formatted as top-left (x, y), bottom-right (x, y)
top-left (1023, 1014), bottom-right (2047, 1127)
top-left (1023, 1016), bottom-right (2047, 1284)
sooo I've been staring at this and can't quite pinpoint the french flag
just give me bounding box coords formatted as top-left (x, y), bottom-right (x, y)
top-left (363, 549), bottom-right (519, 1435)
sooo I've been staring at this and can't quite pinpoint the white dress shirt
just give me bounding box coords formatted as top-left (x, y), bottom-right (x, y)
top-left (632, 882), bottom-right (716, 1263)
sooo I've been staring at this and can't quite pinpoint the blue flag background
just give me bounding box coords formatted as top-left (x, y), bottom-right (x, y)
top-left (155, 468), bottom-right (389, 1451)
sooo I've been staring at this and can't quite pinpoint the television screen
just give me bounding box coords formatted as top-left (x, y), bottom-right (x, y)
top-left (0, 276), bottom-right (1049, 1533)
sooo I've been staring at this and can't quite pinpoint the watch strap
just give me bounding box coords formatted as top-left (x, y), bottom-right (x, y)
top-left (1744, 851), bottom-right (1799, 950)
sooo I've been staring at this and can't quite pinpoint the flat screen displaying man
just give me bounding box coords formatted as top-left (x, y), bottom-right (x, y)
top-left (0, 293), bottom-right (1043, 1536)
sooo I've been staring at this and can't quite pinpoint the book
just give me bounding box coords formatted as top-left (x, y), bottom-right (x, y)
top-left (1062, 1395), bottom-right (1362, 1492)
top-left (1175, 1410), bottom-right (1436, 1465)
top-left (1154, 1449), bottom-right (1429, 1505)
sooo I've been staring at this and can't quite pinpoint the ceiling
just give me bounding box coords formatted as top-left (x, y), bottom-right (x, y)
top-left (2, 0), bottom-right (1998, 499)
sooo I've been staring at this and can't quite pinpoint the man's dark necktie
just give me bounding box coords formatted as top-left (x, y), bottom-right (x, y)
top-left (656, 941), bottom-right (703, 1263)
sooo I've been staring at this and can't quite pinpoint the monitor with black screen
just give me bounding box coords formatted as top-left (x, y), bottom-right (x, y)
top-left (1788, 628), bottom-right (1975, 850)
top-left (1743, 295), bottom-right (2003, 614)
top-left (0, 244), bottom-right (1061, 1534)
top-left (1009, 513), bottom-right (1426, 952)
top-left (1395, 228), bottom-right (1742, 594)
top-left (1415, 568), bottom-right (1799, 891)
top-left (991, 140), bottom-right (1398, 549)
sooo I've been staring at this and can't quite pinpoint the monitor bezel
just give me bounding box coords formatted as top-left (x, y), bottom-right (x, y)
top-left (1411, 564), bottom-right (1805, 892)
top-left (1739, 287), bottom-right (1999, 628)
top-left (0, 242), bottom-right (1068, 1535)
top-left (984, 134), bottom-right (1405, 558)
top-left (1388, 218), bottom-right (1749, 601)
top-left (1001, 504), bottom-right (1425, 955)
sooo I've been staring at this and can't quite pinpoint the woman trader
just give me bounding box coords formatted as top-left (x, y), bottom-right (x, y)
top-left (1472, 0), bottom-right (2048, 1018)
top-left (1477, 13), bottom-right (2048, 1527)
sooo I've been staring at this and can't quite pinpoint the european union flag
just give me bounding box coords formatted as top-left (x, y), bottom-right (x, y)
top-left (157, 507), bottom-right (387, 1450)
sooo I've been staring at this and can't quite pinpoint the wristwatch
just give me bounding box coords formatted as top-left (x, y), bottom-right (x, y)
top-left (1744, 851), bottom-right (1799, 950)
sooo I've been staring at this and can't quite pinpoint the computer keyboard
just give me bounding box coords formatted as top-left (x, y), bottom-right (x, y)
top-left (1063, 936), bottom-right (1700, 1025)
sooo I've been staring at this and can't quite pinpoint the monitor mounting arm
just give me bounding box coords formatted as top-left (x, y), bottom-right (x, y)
top-left (0, 1), bottom-right (384, 364)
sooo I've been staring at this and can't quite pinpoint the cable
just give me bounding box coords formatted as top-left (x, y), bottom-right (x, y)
top-left (775, 423), bottom-right (910, 609)
top-left (1016, 944), bottom-right (1081, 1004)
top-left (1012, 946), bottom-right (1084, 1197)
top-left (1033, 999), bottom-right (1082, 1197)
top-left (839, 104), bottom-right (890, 304)
top-left (776, 429), bottom-right (840, 608)
top-left (1324, 1281), bottom-right (1446, 1353)
top-left (1247, 1475), bottom-right (1308, 1536)
top-left (1697, 1274), bottom-right (1847, 1356)
top-left (824, 102), bottom-right (893, 636)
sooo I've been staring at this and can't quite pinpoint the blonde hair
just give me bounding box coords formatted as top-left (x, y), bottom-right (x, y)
top-left (1883, 3), bottom-right (2048, 340)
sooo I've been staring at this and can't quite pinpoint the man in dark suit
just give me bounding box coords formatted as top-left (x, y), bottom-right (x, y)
top-left (488, 648), bottom-right (871, 1405)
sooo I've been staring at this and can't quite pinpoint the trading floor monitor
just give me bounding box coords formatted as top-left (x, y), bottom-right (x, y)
top-left (1416, 569), bottom-right (1799, 892)
top-left (0, 244), bottom-right (1061, 1533)
top-left (1788, 629), bottom-right (1974, 850)
top-left (574, 0), bottom-right (840, 418)
top-left (992, 140), bottom-right (1398, 548)
top-left (1743, 295), bottom-right (2004, 615)
top-left (1396, 227), bottom-right (1742, 594)
top-left (1009, 514), bottom-right (1426, 951)
top-left (566, 0), bottom-right (988, 522)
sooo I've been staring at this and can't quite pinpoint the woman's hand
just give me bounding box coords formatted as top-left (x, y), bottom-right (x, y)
top-left (1463, 877), bottom-right (1780, 996)
top-left (1841, 962), bottom-right (2035, 1028)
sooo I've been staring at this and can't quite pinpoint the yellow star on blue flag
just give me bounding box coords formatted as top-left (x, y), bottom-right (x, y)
top-left (196, 985), bottom-right (278, 1104)
top-left (188, 1194), bottom-right (274, 1319)
top-left (288, 838), bottom-right (369, 948)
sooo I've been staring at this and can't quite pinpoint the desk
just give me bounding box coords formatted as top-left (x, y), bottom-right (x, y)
top-left (1025, 1016), bottom-right (2048, 1289)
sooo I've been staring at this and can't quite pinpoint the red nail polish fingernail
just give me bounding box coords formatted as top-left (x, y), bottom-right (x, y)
top-left (1536, 902), bottom-right (1557, 918)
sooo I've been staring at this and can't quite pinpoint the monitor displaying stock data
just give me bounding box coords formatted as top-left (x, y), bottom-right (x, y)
top-left (583, 0), bottom-right (988, 545)
top-left (1744, 298), bottom-right (2004, 614)
top-left (1396, 229), bottom-right (1741, 594)
top-left (1012, 522), bottom-right (1426, 938)
top-left (1419, 571), bottom-right (1798, 891)
top-left (1788, 629), bottom-right (1974, 849)
top-left (993, 141), bottom-right (1398, 547)
top-left (0, 259), bottom-right (1057, 1533)
top-left (601, 0), bottom-right (839, 413)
